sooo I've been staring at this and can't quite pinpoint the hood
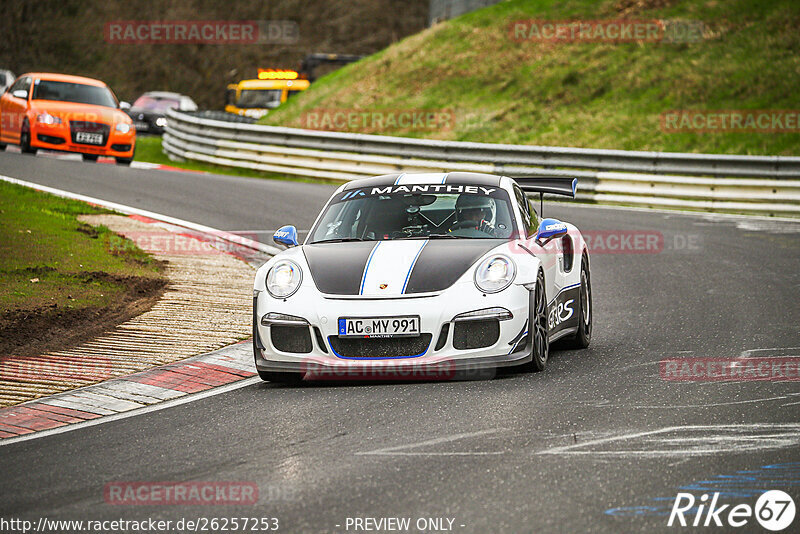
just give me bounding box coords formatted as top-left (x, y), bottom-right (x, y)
top-left (31, 101), bottom-right (130, 125)
top-left (302, 239), bottom-right (505, 296)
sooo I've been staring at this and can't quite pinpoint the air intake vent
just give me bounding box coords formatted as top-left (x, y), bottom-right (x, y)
top-left (329, 334), bottom-right (432, 359)
top-left (453, 319), bottom-right (499, 350)
top-left (271, 325), bottom-right (312, 353)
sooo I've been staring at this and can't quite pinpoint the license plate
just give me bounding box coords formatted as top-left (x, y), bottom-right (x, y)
top-left (75, 131), bottom-right (103, 145)
top-left (134, 122), bottom-right (149, 131)
top-left (338, 316), bottom-right (420, 338)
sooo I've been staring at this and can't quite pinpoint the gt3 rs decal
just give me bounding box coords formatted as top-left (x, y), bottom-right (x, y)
top-left (302, 240), bottom-right (504, 296)
top-left (547, 283), bottom-right (581, 335)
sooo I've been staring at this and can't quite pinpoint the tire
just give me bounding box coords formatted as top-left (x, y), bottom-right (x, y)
top-left (0, 142), bottom-right (6, 151)
top-left (115, 157), bottom-right (132, 166)
top-left (20, 120), bottom-right (36, 154)
top-left (82, 154), bottom-right (99, 162)
top-left (519, 269), bottom-right (549, 372)
top-left (560, 254), bottom-right (592, 349)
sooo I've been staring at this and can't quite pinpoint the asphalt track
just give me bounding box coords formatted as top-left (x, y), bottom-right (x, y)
top-left (1, 150), bottom-right (799, 533)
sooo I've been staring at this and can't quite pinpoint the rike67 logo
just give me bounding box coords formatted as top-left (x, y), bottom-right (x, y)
top-left (668, 490), bottom-right (796, 531)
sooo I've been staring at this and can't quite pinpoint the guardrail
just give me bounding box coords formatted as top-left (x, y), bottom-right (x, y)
top-left (163, 109), bottom-right (800, 216)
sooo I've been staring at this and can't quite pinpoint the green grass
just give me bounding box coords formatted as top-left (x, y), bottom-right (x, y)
top-left (0, 181), bottom-right (164, 316)
top-left (134, 136), bottom-right (335, 184)
top-left (261, 0), bottom-right (800, 156)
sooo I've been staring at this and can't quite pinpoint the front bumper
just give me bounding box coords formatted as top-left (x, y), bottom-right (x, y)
top-left (31, 122), bottom-right (135, 158)
top-left (253, 280), bottom-right (532, 380)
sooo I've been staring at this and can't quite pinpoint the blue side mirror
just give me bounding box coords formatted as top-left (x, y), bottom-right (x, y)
top-left (273, 225), bottom-right (299, 247)
top-left (536, 218), bottom-right (568, 245)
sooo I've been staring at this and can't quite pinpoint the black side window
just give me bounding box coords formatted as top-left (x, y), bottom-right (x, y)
top-left (513, 185), bottom-right (536, 237)
top-left (527, 198), bottom-right (540, 230)
top-left (9, 77), bottom-right (25, 94)
top-left (15, 77), bottom-right (31, 98)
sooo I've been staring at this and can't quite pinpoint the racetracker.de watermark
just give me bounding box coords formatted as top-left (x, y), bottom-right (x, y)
top-left (660, 357), bottom-right (800, 381)
top-left (104, 482), bottom-right (258, 505)
top-left (104, 20), bottom-right (298, 45)
top-left (509, 230), bottom-right (701, 255)
top-left (299, 360), bottom-right (497, 381)
top-left (660, 110), bottom-right (800, 133)
top-left (509, 19), bottom-right (706, 43)
top-left (108, 231), bottom-right (259, 258)
top-left (299, 109), bottom-right (455, 133)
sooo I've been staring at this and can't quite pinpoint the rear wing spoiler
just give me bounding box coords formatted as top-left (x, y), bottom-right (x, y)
top-left (512, 176), bottom-right (578, 198)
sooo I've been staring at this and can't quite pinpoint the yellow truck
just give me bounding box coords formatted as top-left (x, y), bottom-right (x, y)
top-left (225, 70), bottom-right (310, 119)
top-left (224, 55), bottom-right (362, 119)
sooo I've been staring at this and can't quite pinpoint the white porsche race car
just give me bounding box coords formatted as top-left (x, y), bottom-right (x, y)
top-left (253, 172), bottom-right (591, 382)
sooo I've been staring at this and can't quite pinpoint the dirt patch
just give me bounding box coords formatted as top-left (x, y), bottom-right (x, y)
top-left (0, 275), bottom-right (167, 359)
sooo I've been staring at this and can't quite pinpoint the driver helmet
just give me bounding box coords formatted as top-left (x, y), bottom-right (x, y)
top-left (455, 194), bottom-right (496, 225)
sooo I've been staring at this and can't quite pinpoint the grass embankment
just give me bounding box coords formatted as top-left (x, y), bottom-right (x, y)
top-left (134, 136), bottom-right (334, 184)
top-left (0, 181), bottom-right (166, 357)
top-left (261, 0), bottom-right (800, 156)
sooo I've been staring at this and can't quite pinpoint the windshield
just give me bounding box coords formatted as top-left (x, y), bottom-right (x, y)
top-left (309, 185), bottom-right (517, 243)
top-left (32, 80), bottom-right (118, 108)
top-left (132, 95), bottom-right (179, 112)
top-left (236, 89), bottom-right (282, 109)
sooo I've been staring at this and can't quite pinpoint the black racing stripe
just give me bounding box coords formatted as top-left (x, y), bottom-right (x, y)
top-left (342, 174), bottom-right (403, 191)
top-left (405, 239), bottom-right (506, 294)
top-left (443, 172), bottom-right (501, 186)
top-left (303, 242), bottom-right (376, 295)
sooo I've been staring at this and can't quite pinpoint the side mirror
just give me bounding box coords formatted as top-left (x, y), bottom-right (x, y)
top-left (536, 218), bottom-right (568, 246)
top-left (273, 225), bottom-right (299, 247)
top-left (12, 90), bottom-right (27, 99)
top-left (119, 101), bottom-right (131, 111)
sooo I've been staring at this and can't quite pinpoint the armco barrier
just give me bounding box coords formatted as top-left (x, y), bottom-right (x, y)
top-left (163, 109), bottom-right (800, 216)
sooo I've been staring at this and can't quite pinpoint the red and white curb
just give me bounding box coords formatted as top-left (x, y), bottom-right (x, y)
top-left (0, 342), bottom-right (259, 445)
top-left (0, 174), bottom-right (281, 446)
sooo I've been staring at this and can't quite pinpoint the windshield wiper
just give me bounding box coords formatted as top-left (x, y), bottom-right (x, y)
top-left (427, 233), bottom-right (458, 239)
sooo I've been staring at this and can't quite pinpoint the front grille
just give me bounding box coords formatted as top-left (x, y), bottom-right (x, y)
top-left (329, 334), bottom-right (432, 359)
top-left (453, 319), bottom-right (500, 350)
top-left (270, 325), bottom-right (312, 353)
top-left (69, 121), bottom-right (110, 146)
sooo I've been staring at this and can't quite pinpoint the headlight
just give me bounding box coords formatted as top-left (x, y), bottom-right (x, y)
top-left (36, 112), bottom-right (61, 125)
top-left (474, 255), bottom-right (516, 294)
top-left (266, 260), bottom-right (302, 298)
top-left (115, 123), bottom-right (132, 133)
top-left (155, 117), bottom-right (167, 127)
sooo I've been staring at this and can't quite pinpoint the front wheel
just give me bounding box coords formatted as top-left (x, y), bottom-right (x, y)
top-left (560, 254), bottom-right (592, 349)
top-left (20, 120), bottom-right (36, 154)
top-left (115, 157), bottom-right (132, 166)
top-left (82, 154), bottom-right (98, 162)
top-left (519, 269), bottom-right (549, 372)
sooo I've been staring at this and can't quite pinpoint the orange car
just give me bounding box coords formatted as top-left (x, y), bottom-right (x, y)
top-left (0, 73), bottom-right (135, 165)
